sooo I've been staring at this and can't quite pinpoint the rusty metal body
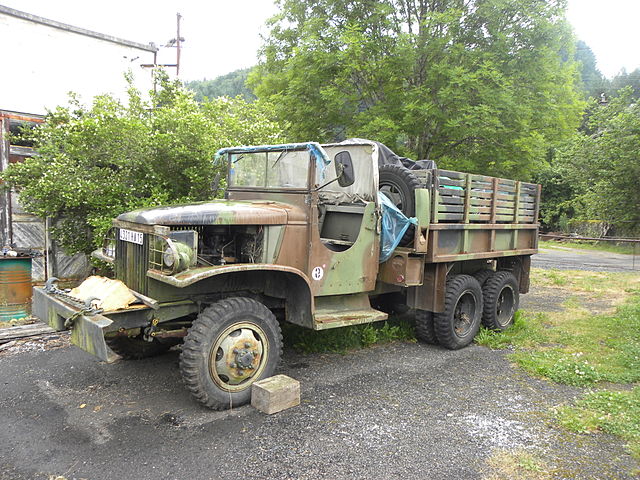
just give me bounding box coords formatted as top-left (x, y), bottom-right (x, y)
top-left (33, 141), bottom-right (540, 362)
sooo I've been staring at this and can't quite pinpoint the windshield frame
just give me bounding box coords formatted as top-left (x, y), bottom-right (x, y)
top-left (225, 147), bottom-right (313, 193)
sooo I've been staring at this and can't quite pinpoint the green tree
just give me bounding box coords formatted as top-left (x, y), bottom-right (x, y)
top-left (3, 73), bottom-right (283, 254)
top-left (185, 68), bottom-right (256, 102)
top-left (250, 0), bottom-right (585, 179)
top-left (553, 88), bottom-right (640, 234)
top-left (574, 40), bottom-right (608, 100)
top-left (534, 154), bottom-right (578, 231)
top-left (609, 68), bottom-right (640, 101)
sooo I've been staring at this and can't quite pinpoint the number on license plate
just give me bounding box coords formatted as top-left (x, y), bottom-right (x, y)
top-left (119, 228), bottom-right (144, 245)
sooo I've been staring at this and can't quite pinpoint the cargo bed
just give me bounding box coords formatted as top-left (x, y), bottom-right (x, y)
top-left (410, 169), bottom-right (540, 262)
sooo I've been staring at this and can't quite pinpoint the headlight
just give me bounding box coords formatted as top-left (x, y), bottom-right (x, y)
top-left (149, 231), bottom-right (197, 275)
top-left (161, 241), bottom-right (194, 273)
top-left (105, 242), bottom-right (115, 258)
top-left (163, 247), bottom-right (176, 268)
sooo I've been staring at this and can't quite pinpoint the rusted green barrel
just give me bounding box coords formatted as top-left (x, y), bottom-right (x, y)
top-left (0, 257), bottom-right (32, 321)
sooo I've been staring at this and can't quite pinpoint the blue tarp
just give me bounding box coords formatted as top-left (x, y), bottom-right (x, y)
top-left (378, 192), bottom-right (417, 263)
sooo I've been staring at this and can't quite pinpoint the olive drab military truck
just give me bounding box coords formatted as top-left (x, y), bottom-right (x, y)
top-left (33, 140), bottom-right (540, 410)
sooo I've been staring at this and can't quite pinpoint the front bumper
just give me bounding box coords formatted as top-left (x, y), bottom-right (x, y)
top-left (32, 287), bottom-right (119, 363)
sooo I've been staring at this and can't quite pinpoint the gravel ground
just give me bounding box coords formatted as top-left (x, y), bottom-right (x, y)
top-left (1, 247), bottom-right (638, 480)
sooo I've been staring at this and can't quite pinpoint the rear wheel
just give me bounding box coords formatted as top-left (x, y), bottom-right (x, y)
top-left (180, 297), bottom-right (283, 410)
top-left (473, 269), bottom-right (494, 287)
top-left (481, 271), bottom-right (519, 330)
top-left (415, 309), bottom-right (438, 344)
top-left (434, 275), bottom-right (483, 350)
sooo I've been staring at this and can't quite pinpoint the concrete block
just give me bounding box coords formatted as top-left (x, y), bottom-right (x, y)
top-left (251, 374), bottom-right (300, 414)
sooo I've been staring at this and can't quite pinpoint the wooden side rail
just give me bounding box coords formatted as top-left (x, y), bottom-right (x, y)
top-left (430, 169), bottom-right (539, 225)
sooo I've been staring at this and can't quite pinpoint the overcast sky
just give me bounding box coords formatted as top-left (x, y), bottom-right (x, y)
top-left (2, 0), bottom-right (639, 80)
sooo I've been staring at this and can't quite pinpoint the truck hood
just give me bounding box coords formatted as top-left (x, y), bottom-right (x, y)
top-left (117, 200), bottom-right (293, 226)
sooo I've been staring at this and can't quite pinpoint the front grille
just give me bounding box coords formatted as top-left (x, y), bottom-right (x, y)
top-left (115, 230), bottom-right (149, 295)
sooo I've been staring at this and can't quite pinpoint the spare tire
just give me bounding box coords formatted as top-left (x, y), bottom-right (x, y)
top-left (379, 164), bottom-right (422, 246)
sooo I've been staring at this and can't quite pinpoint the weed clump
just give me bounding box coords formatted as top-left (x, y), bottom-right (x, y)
top-left (282, 318), bottom-right (415, 354)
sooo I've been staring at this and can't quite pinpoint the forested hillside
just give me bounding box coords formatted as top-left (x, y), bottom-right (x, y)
top-left (185, 68), bottom-right (255, 101)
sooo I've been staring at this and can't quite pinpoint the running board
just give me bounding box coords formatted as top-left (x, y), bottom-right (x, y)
top-left (313, 293), bottom-right (388, 330)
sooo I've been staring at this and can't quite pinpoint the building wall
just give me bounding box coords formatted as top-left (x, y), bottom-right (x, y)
top-left (0, 7), bottom-right (156, 114)
top-left (0, 112), bottom-right (91, 283)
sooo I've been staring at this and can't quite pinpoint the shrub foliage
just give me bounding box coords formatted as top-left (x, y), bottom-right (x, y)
top-left (3, 73), bottom-right (284, 254)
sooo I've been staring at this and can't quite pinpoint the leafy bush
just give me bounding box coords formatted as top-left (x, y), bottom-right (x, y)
top-left (2, 72), bottom-right (284, 254)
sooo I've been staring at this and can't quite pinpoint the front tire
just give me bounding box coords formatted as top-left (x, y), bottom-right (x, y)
top-left (434, 275), bottom-right (483, 350)
top-left (180, 297), bottom-right (283, 410)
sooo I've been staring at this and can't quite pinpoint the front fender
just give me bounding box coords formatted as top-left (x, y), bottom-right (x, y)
top-left (147, 264), bottom-right (312, 288)
top-left (147, 264), bottom-right (315, 329)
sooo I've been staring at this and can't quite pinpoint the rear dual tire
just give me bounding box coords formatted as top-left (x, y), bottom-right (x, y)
top-left (481, 271), bottom-right (519, 331)
top-left (415, 309), bottom-right (438, 344)
top-left (434, 275), bottom-right (484, 350)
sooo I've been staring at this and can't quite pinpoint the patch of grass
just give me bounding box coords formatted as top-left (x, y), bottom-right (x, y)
top-left (484, 449), bottom-right (551, 480)
top-left (557, 387), bottom-right (640, 459)
top-left (547, 270), bottom-right (568, 286)
top-left (530, 268), bottom-right (640, 300)
top-left (539, 239), bottom-right (638, 256)
top-left (480, 293), bottom-right (640, 386)
top-left (475, 311), bottom-right (549, 350)
top-left (513, 350), bottom-right (601, 386)
top-left (480, 268), bottom-right (640, 463)
top-left (282, 318), bottom-right (415, 354)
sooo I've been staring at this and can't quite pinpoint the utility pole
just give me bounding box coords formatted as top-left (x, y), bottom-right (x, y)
top-left (140, 12), bottom-right (184, 78)
top-left (176, 13), bottom-right (182, 77)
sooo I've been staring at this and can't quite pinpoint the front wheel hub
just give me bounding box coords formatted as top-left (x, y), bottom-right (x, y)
top-left (235, 348), bottom-right (256, 369)
top-left (209, 322), bottom-right (267, 392)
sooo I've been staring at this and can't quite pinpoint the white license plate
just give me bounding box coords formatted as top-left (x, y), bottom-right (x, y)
top-left (119, 228), bottom-right (144, 245)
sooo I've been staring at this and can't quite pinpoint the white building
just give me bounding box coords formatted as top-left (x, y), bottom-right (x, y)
top-left (0, 5), bottom-right (158, 281)
top-left (0, 5), bottom-right (156, 114)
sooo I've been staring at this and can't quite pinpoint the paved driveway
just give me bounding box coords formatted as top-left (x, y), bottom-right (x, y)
top-left (533, 244), bottom-right (639, 272)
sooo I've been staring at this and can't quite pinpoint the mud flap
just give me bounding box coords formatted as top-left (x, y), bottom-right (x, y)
top-left (70, 315), bottom-right (119, 363)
